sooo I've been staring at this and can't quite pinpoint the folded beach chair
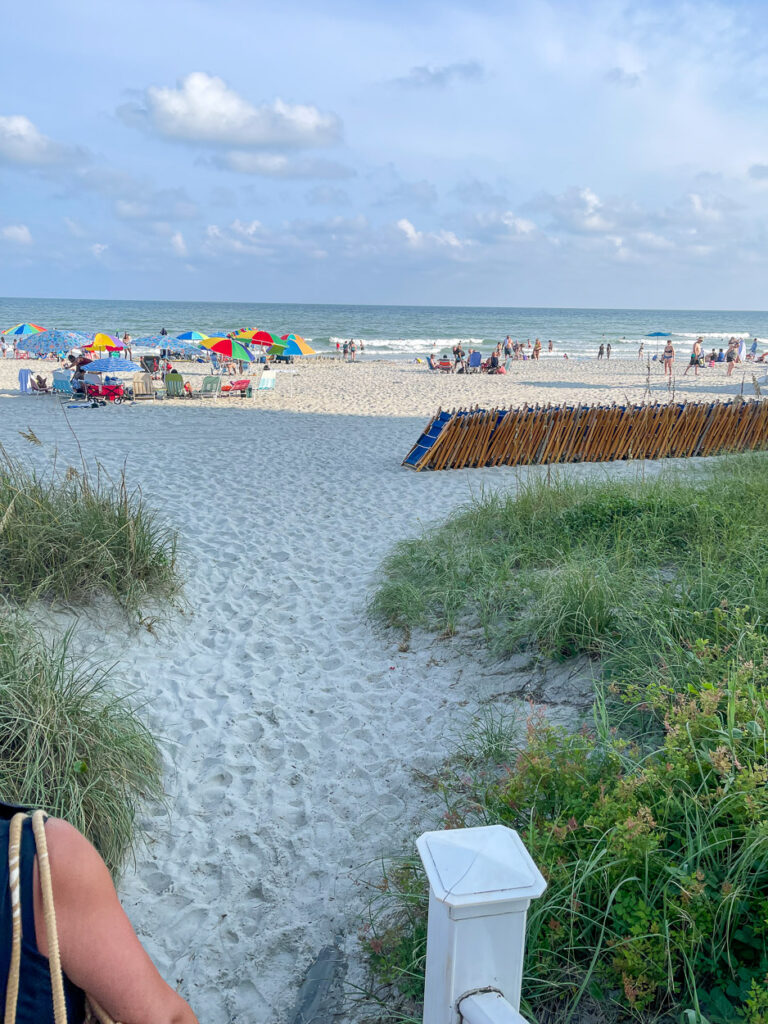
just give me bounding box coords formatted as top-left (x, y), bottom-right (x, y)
top-left (131, 373), bottom-right (156, 401)
top-left (467, 351), bottom-right (482, 373)
top-left (52, 370), bottom-right (74, 395)
top-left (164, 372), bottom-right (185, 398)
top-left (18, 369), bottom-right (33, 394)
top-left (257, 370), bottom-right (276, 392)
top-left (199, 375), bottom-right (221, 399)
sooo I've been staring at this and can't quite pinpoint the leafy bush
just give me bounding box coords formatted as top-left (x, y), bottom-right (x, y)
top-left (0, 615), bottom-right (163, 876)
top-left (0, 446), bottom-right (179, 615)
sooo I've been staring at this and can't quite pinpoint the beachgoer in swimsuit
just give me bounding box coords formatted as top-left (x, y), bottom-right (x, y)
top-left (683, 339), bottom-right (702, 376)
top-left (662, 341), bottom-right (675, 376)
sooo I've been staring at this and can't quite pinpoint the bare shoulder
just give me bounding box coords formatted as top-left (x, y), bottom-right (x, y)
top-left (43, 817), bottom-right (112, 892)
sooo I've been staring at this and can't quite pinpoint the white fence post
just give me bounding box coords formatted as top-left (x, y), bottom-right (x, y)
top-left (416, 824), bottom-right (546, 1024)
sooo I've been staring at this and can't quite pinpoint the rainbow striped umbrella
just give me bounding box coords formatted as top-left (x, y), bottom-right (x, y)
top-left (177, 330), bottom-right (209, 341)
top-left (202, 337), bottom-right (255, 362)
top-left (233, 328), bottom-right (281, 348)
top-left (280, 333), bottom-right (316, 356)
top-left (2, 322), bottom-right (44, 336)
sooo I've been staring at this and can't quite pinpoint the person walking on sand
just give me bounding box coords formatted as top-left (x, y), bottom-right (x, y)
top-left (638, 342), bottom-right (644, 359)
top-left (597, 343), bottom-right (605, 359)
top-left (662, 339), bottom-right (675, 376)
top-left (533, 338), bottom-right (541, 360)
top-left (726, 340), bottom-right (737, 376)
top-left (684, 337), bottom-right (703, 376)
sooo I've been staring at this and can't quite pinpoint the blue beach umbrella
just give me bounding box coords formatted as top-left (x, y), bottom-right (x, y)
top-left (81, 357), bottom-right (142, 372)
top-left (646, 331), bottom-right (671, 337)
top-left (16, 329), bottom-right (89, 357)
top-left (176, 330), bottom-right (209, 341)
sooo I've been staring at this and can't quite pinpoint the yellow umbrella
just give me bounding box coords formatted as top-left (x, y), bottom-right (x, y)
top-left (85, 333), bottom-right (124, 351)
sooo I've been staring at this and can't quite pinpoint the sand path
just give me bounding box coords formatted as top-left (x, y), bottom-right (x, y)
top-left (2, 399), bottom-right (593, 1023)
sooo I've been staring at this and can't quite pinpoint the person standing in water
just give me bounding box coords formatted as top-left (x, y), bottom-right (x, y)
top-left (597, 343), bottom-right (605, 359)
top-left (606, 342), bottom-right (612, 359)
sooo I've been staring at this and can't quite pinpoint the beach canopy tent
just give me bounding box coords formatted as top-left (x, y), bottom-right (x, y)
top-left (202, 338), bottom-right (255, 362)
top-left (81, 358), bottom-right (142, 373)
top-left (176, 330), bottom-right (209, 341)
top-left (280, 333), bottom-right (316, 356)
top-left (85, 333), bottom-right (123, 351)
top-left (646, 332), bottom-right (671, 337)
top-left (14, 329), bottom-right (88, 357)
top-left (2, 323), bottom-right (44, 337)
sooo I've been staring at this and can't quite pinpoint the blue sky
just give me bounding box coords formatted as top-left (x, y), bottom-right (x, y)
top-left (3, 0), bottom-right (768, 307)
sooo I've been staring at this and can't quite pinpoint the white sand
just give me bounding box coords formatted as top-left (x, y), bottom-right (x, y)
top-left (0, 360), bottom-right (756, 1022)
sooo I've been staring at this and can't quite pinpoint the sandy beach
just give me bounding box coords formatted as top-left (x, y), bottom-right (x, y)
top-left (0, 358), bottom-right (760, 1022)
top-left (1, 354), bottom-right (763, 418)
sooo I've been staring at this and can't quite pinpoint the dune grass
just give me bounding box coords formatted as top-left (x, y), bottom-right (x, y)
top-left (0, 614), bottom-right (163, 877)
top-left (365, 454), bottom-right (768, 1024)
top-left (0, 446), bottom-right (180, 615)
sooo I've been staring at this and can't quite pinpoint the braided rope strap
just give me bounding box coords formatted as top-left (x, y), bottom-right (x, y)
top-left (31, 811), bottom-right (68, 1024)
top-left (4, 813), bottom-right (25, 1024)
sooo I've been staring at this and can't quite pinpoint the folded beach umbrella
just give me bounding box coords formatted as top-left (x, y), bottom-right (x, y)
top-left (2, 322), bottom-right (44, 336)
top-left (233, 329), bottom-right (281, 348)
top-left (280, 333), bottom-right (316, 356)
top-left (20, 329), bottom-right (88, 357)
top-left (82, 357), bottom-right (142, 372)
top-left (202, 337), bottom-right (255, 362)
top-left (85, 332), bottom-right (124, 351)
top-left (176, 330), bottom-right (209, 341)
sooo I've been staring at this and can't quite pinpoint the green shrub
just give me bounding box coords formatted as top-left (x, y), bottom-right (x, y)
top-left (0, 446), bottom-right (179, 615)
top-left (0, 615), bottom-right (163, 876)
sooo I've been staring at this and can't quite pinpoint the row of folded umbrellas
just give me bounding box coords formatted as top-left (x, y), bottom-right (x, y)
top-left (0, 323), bottom-right (315, 361)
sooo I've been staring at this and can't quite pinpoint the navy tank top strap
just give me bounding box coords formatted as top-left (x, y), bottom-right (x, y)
top-left (18, 817), bottom-right (38, 948)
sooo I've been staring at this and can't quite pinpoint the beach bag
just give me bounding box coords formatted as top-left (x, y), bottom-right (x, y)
top-left (4, 810), bottom-right (119, 1024)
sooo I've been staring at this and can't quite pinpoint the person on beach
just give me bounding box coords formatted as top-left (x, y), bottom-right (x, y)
top-left (350, 340), bottom-right (357, 361)
top-left (597, 343), bottom-right (604, 359)
top-left (533, 338), bottom-right (541, 360)
top-left (335, 340), bottom-right (340, 352)
top-left (683, 338), bottom-right (703, 376)
top-left (160, 327), bottom-right (167, 336)
top-left (0, 803), bottom-right (199, 1024)
top-left (606, 343), bottom-right (612, 359)
top-left (638, 342), bottom-right (644, 359)
top-left (342, 341), bottom-right (348, 360)
top-left (359, 340), bottom-right (364, 352)
top-left (548, 339), bottom-right (553, 352)
top-left (726, 341), bottom-right (737, 376)
top-left (662, 340), bottom-right (675, 375)
top-left (717, 348), bottom-right (725, 362)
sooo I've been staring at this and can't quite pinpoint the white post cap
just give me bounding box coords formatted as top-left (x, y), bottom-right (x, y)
top-left (417, 825), bottom-right (546, 912)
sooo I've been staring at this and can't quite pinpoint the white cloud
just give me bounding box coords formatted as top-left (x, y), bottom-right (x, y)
top-left (0, 115), bottom-right (82, 166)
top-left (120, 72), bottom-right (341, 149)
top-left (395, 61), bottom-right (484, 88)
top-left (91, 243), bottom-right (108, 258)
top-left (397, 218), bottom-right (465, 249)
top-left (1, 224), bottom-right (32, 245)
top-left (223, 152), bottom-right (352, 178)
top-left (170, 231), bottom-right (188, 257)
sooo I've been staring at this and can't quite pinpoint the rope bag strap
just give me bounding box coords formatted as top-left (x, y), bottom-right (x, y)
top-left (31, 811), bottom-right (68, 1024)
top-left (4, 813), bottom-right (25, 1024)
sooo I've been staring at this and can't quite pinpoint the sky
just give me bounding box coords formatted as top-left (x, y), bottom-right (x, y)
top-left (2, 0), bottom-right (768, 308)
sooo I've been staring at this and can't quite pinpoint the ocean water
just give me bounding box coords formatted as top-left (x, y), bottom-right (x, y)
top-left (2, 297), bottom-right (767, 360)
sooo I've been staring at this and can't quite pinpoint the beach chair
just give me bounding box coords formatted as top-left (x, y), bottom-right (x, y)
top-left (131, 373), bottom-right (155, 401)
top-left (257, 370), bottom-right (276, 392)
top-left (164, 372), bottom-right (185, 398)
top-left (437, 358), bottom-right (453, 372)
top-left (467, 351), bottom-right (482, 373)
top-left (199, 375), bottom-right (221, 399)
top-left (18, 369), bottom-right (33, 394)
top-left (52, 370), bottom-right (74, 396)
top-left (221, 378), bottom-right (252, 398)
top-left (426, 355), bottom-right (438, 371)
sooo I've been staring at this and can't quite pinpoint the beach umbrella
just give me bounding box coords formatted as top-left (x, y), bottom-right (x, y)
top-left (85, 332), bottom-right (123, 351)
top-left (81, 357), bottom-right (142, 372)
top-left (646, 332), bottom-right (671, 337)
top-left (280, 333), bottom-right (316, 356)
top-left (233, 329), bottom-right (281, 348)
top-left (17, 329), bottom-right (89, 357)
top-left (176, 330), bottom-right (209, 341)
top-left (201, 337), bottom-right (255, 362)
top-left (2, 322), bottom-right (44, 336)
top-left (266, 341), bottom-right (286, 356)
top-left (134, 335), bottom-right (202, 356)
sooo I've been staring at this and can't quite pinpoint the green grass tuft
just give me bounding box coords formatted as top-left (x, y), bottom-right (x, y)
top-left (0, 447), bottom-right (180, 616)
top-left (0, 614), bottom-right (163, 877)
